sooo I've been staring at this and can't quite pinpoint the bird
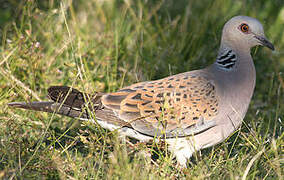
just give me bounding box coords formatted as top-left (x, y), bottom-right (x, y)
top-left (8, 16), bottom-right (274, 167)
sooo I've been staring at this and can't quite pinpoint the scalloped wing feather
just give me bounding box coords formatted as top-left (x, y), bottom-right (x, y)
top-left (102, 73), bottom-right (219, 136)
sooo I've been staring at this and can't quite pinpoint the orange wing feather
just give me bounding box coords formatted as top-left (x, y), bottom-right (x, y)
top-left (102, 73), bottom-right (219, 136)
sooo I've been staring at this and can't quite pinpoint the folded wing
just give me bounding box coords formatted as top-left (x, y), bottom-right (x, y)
top-left (102, 73), bottom-right (219, 137)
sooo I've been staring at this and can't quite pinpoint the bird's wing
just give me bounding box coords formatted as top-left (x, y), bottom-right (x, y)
top-left (102, 72), bottom-right (219, 137)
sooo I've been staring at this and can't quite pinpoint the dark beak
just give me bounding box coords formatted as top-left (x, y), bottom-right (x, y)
top-left (254, 35), bottom-right (275, 50)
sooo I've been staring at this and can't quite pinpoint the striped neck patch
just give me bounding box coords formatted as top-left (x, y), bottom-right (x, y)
top-left (215, 49), bottom-right (237, 70)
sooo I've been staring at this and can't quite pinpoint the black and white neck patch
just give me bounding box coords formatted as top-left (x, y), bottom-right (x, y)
top-left (215, 49), bottom-right (237, 70)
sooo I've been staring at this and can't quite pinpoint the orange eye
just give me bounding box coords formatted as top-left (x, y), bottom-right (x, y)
top-left (240, 23), bottom-right (249, 33)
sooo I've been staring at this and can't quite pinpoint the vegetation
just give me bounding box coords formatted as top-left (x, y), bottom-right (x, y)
top-left (0, 0), bottom-right (283, 179)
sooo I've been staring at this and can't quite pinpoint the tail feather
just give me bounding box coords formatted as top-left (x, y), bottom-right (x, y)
top-left (8, 86), bottom-right (130, 127)
top-left (8, 101), bottom-right (89, 119)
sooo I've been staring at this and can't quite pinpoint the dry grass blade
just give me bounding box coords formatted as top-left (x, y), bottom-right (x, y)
top-left (242, 148), bottom-right (265, 180)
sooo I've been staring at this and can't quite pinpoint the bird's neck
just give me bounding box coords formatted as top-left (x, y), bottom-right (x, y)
top-left (212, 44), bottom-right (256, 83)
top-left (215, 47), bottom-right (237, 70)
top-left (214, 42), bottom-right (252, 71)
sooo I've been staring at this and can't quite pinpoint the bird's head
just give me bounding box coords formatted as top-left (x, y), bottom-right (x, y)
top-left (221, 16), bottom-right (274, 51)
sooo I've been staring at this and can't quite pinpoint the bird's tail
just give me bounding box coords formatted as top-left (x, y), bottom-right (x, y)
top-left (7, 101), bottom-right (91, 119)
top-left (8, 86), bottom-right (103, 119)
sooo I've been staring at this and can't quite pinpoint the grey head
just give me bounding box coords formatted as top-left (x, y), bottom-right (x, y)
top-left (221, 16), bottom-right (274, 51)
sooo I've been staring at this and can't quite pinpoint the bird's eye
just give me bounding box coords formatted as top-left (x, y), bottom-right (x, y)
top-left (240, 23), bottom-right (249, 33)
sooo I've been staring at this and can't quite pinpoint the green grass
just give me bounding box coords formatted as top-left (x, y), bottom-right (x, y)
top-left (0, 0), bottom-right (283, 179)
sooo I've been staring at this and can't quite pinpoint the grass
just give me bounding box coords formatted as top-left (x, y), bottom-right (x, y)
top-left (0, 0), bottom-right (283, 179)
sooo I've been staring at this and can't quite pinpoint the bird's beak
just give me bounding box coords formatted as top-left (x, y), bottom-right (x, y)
top-left (254, 35), bottom-right (275, 50)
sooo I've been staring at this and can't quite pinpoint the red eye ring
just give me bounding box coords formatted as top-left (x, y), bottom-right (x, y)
top-left (240, 23), bottom-right (249, 33)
